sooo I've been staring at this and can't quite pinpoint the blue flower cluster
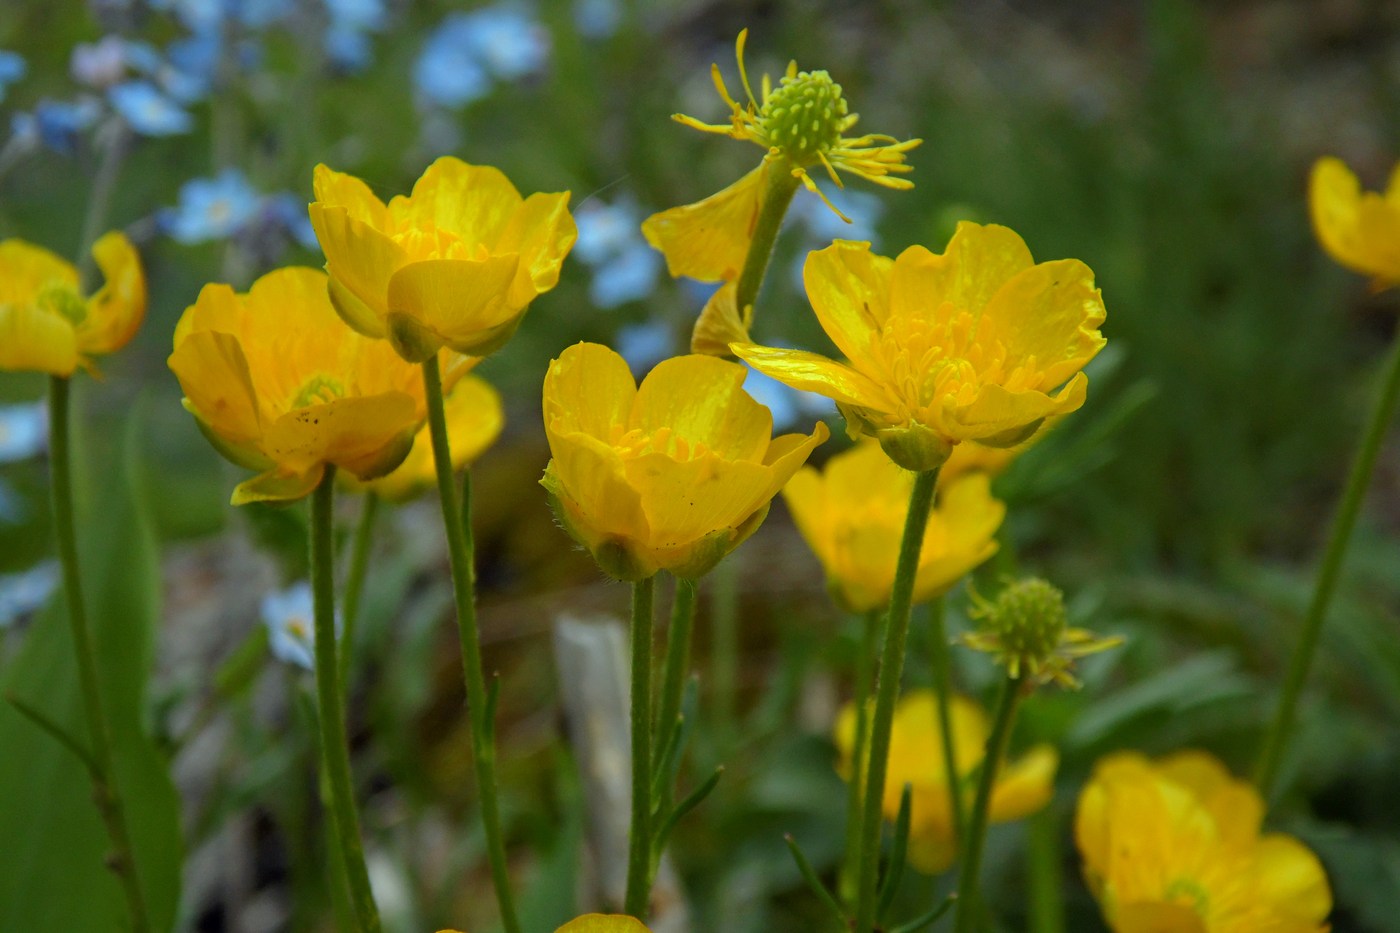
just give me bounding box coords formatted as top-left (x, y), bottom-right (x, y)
top-left (261, 580), bottom-right (341, 670)
top-left (573, 196), bottom-right (663, 309)
top-left (159, 167), bottom-right (317, 249)
top-left (415, 4), bottom-right (549, 109)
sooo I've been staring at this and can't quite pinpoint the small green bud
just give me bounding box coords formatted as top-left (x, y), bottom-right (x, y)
top-left (973, 578), bottom-right (1067, 669)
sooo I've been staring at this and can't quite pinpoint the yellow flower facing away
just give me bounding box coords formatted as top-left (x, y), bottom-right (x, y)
top-left (782, 440), bottom-right (1004, 613)
top-left (309, 156), bottom-right (576, 362)
top-left (438, 915), bottom-right (650, 933)
top-left (541, 342), bottom-right (829, 581)
top-left (733, 222), bottom-right (1107, 472)
top-left (1076, 750), bottom-right (1332, 933)
top-left (0, 231), bottom-right (146, 377)
top-left (342, 373), bottom-right (503, 502)
top-left (169, 266), bottom-right (473, 506)
top-left (835, 689), bottom-right (1056, 874)
top-left (1309, 155), bottom-right (1400, 290)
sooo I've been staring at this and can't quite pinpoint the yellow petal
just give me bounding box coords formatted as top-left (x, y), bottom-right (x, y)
top-left (312, 163), bottom-right (389, 227)
top-left (389, 157), bottom-right (522, 247)
top-left (911, 472), bottom-right (1004, 602)
top-left (759, 422), bottom-right (830, 500)
top-left (0, 303), bottom-right (79, 375)
top-left (981, 257), bottom-right (1106, 389)
top-left (546, 429), bottom-right (651, 549)
top-left (627, 450), bottom-right (777, 547)
top-left (262, 393), bottom-right (418, 479)
top-left (168, 329), bottom-right (264, 449)
top-left (386, 256), bottom-right (522, 350)
top-left (543, 342), bottom-right (637, 439)
top-left (1113, 903), bottom-right (1208, 933)
top-left (496, 190), bottom-right (577, 306)
top-left (0, 238), bottom-right (79, 306)
top-left (948, 375), bottom-right (1087, 443)
top-left (1157, 750), bottom-right (1262, 850)
top-left (368, 375), bottom-right (503, 501)
top-left (555, 915), bottom-right (651, 933)
top-left (1253, 834), bottom-right (1332, 926)
top-left (803, 240), bottom-right (894, 368)
top-left (309, 202), bottom-right (407, 320)
top-left (642, 163), bottom-right (767, 282)
top-left (631, 354), bottom-right (772, 462)
top-left (731, 343), bottom-right (897, 411)
top-left (231, 465), bottom-right (325, 506)
top-left (77, 230), bottom-right (146, 357)
top-left (897, 223), bottom-right (1034, 319)
top-left (988, 744), bottom-right (1057, 823)
top-left (690, 280), bottom-right (750, 357)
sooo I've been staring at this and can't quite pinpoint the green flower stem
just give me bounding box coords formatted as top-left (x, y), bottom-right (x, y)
top-left (421, 357), bottom-right (520, 933)
top-left (1254, 323), bottom-right (1400, 797)
top-left (624, 574), bottom-right (657, 919)
top-left (711, 560), bottom-right (739, 754)
top-left (338, 491), bottom-right (379, 698)
top-left (840, 607), bottom-right (883, 906)
top-left (309, 468), bottom-right (382, 933)
top-left (854, 468), bottom-right (940, 933)
top-left (46, 376), bottom-right (150, 933)
top-left (927, 596), bottom-right (966, 846)
top-left (733, 160), bottom-right (802, 321)
top-left (654, 576), bottom-right (697, 767)
top-left (953, 671), bottom-right (1025, 933)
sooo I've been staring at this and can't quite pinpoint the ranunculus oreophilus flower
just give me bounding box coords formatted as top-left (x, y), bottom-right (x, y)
top-left (1309, 155), bottom-right (1400, 290)
top-left (541, 342), bottom-right (828, 580)
top-left (0, 231), bottom-right (145, 376)
top-left (1076, 750), bottom-right (1332, 933)
top-left (169, 266), bottom-right (471, 505)
top-left (782, 440), bottom-right (1004, 613)
top-left (309, 156), bottom-right (576, 361)
top-left (733, 222), bottom-right (1107, 471)
top-left (835, 689), bottom-right (1056, 874)
top-left (345, 373), bottom-right (503, 502)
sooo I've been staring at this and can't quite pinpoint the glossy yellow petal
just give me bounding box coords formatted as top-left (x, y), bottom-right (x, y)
top-left (544, 342), bottom-right (637, 439)
top-left (546, 429), bottom-right (652, 549)
top-left (1253, 834), bottom-right (1332, 927)
top-left (641, 163), bottom-right (767, 282)
top-left (1113, 903), bottom-right (1208, 933)
top-left (497, 190), bottom-right (577, 306)
top-left (1309, 156), bottom-right (1400, 285)
top-left (390, 157), bottom-right (521, 246)
top-left (556, 915), bottom-right (651, 933)
top-left (803, 240), bottom-right (894, 367)
top-left (898, 223), bottom-right (1035, 319)
top-left (632, 354), bottom-right (772, 461)
top-left (949, 375), bottom-right (1087, 442)
top-left (262, 393), bottom-right (418, 479)
top-left (627, 451), bottom-right (776, 546)
top-left (988, 744), bottom-right (1056, 822)
top-left (0, 303), bottom-right (79, 375)
top-left (981, 258), bottom-right (1106, 388)
top-left (690, 280), bottom-right (750, 356)
top-left (386, 255), bottom-right (522, 349)
top-left (75, 231), bottom-right (146, 357)
top-left (0, 238), bottom-right (79, 304)
top-left (732, 343), bottom-right (897, 411)
top-left (309, 202), bottom-right (407, 321)
top-left (168, 329), bottom-right (264, 449)
top-left (312, 162), bottom-right (389, 227)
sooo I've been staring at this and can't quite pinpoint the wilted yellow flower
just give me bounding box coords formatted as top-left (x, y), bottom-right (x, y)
top-left (309, 157), bottom-right (576, 362)
top-left (1076, 750), bottom-right (1332, 933)
top-left (438, 916), bottom-right (649, 933)
top-left (835, 689), bottom-right (1056, 874)
top-left (541, 342), bottom-right (828, 581)
top-left (733, 224), bottom-right (1107, 471)
top-left (342, 374), bottom-right (503, 502)
top-left (1309, 156), bottom-right (1400, 290)
top-left (782, 440), bottom-right (1004, 613)
top-left (960, 577), bottom-right (1120, 689)
top-left (169, 266), bottom-right (468, 506)
top-left (0, 231), bottom-right (145, 376)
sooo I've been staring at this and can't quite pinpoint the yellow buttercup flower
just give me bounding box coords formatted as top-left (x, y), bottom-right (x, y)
top-left (1076, 750), bottom-right (1332, 933)
top-left (438, 916), bottom-right (649, 933)
top-left (1309, 155), bottom-right (1400, 290)
top-left (733, 223), bottom-right (1107, 471)
top-left (835, 689), bottom-right (1056, 874)
top-left (541, 342), bottom-right (828, 581)
top-left (344, 374), bottom-right (503, 502)
top-left (309, 156), bottom-right (576, 362)
top-left (782, 440), bottom-right (1004, 613)
top-left (169, 266), bottom-right (468, 505)
top-left (0, 231), bottom-right (145, 376)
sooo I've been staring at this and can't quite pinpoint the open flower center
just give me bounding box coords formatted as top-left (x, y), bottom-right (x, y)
top-left (756, 69), bottom-right (848, 165)
top-left (609, 424), bottom-right (712, 462)
top-left (291, 374), bottom-right (347, 410)
top-left (37, 281), bottom-right (87, 326)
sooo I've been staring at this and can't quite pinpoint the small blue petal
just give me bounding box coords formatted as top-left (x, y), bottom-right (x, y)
top-left (267, 192), bottom-right (319, 249)
top-left (590, 243), bottom-right (661, 309)
top-left (616, 319), bottom-right (673, 373)
top-left (0, 562), bottom-right (59, 628)
top-left (573, 0), bottom-right (621, 39)
top-left (573, 197), bottom-right (643, 265)
top-left (415, 20), bottom-right (491, 108)
top-left (0, 401), bottom-right (48, 463)
top-left (162, 168), bottom-right (263, 244)
top-left (463, 5), bottom-right (549, 81)
top-left (17, 98), bottom-right (102, 155)
top-left (324, 0), bottom-right (387, 32)
top-left (109, 81), bottom-right (194, 136)
top-left (325, 23), bottom-right (375, 73)
top-left (261, 581), bottom-right (340, 670)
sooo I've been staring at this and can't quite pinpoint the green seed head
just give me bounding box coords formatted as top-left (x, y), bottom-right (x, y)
top-left (38, 282), bottom-right (87, 326)
top-left (758, 69), bottom-right (848, 165)
top-left (977, 578), bottom-right (1068, 666)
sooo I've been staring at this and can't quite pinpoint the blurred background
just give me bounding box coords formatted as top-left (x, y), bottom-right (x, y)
top-left (0, 0), bottom-right (1398, 930)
